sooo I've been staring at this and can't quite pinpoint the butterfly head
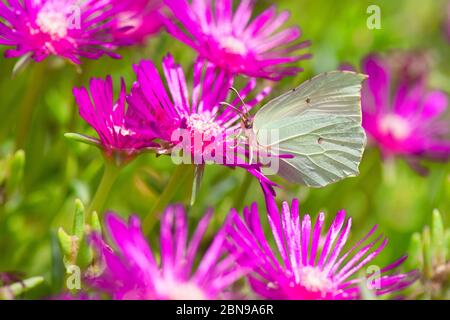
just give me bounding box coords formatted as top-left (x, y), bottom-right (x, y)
top-left (242, 117), bottom-right (253, 130)
top-left (228, 87), bottom-right (254, 129)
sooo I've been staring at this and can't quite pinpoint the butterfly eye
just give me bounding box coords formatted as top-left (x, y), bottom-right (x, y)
top-left (244, 120), bottom-right (253, 129)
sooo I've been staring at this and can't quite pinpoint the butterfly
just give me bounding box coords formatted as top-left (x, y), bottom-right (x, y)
top-left (236, 71), bottom-right (368, 188)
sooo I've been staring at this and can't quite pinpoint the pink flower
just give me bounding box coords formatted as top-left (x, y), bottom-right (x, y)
top-left (163, 0), bottom-right (311, 80)
top-left (128, 54), bottom-right (274, 184)
top-left (111, 0), bottom-right (163, 44)
top-left (89, 207), bottom-right (244, 300)
top-left (73, 76), bottom-right (158, 160)
top-left (361, 55), bottom-right (450, 163)
top-left (0, 0), bottom-right (131, 63)
top-left (226, 188), bottom-right (418, 300)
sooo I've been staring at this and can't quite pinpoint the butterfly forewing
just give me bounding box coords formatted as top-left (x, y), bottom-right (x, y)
top-left (253, 71), bottom-right (367, 187)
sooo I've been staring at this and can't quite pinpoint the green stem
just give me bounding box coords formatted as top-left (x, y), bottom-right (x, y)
top-left (143, 164), bottom-right (192, 235)
top-left (15, 61), bottom-right (48, 149)
top-left (87, 161), bottom-right (121, 216)
top-left (232, 173), bottom-right (253, 211)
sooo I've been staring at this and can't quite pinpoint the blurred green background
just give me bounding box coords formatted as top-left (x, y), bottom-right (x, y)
top-left (0, 0), bottom-right (449, 298)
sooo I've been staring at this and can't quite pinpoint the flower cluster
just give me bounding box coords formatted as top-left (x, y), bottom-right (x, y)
top-left (85, 195), bottom-right (418, 300)
top-left (73, 54), bottom-right (278, 185)
top-left (226, 188), bottom-right (418, 300)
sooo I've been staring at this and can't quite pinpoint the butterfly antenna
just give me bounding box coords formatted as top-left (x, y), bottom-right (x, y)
top-left (229, 87), bottom-right (249, 116)
top-left (219, 102), bottom-right (244, 116)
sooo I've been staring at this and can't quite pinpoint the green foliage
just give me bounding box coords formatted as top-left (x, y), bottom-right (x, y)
top-left (0, 149), bottom-right (25, 203)
top-left (58, 199), bottom-right (100, 270)
top-left (406, 210), bottom-right (450, 299)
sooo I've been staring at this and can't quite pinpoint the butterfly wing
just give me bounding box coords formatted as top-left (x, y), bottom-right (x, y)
top-left (253, 71), bottom-right (367, 187)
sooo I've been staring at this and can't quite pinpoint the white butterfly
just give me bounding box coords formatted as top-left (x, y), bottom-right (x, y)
top-left (237, 71), bottom-right (368, 188)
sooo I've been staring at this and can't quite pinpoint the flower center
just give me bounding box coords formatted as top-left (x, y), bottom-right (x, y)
top-left (186, 112), bottom-right (223, 138)
top-left (219, 36), bottom-right (248, 55)
top-left (36, 4), bottom-right (70, 39)
top-left (156, 278), bottom-right (207, 300)
top-left (379, 114), bottom-right (412, 140)
top-left (298, 267), bottom-right (334, 294)
top-left (111, 125), bottom-right (136, 137)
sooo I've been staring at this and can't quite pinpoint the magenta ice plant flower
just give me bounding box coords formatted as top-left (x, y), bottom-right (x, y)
top-left (128, 54), bottom-right (274, 184)
top-left (89, 206), bottom-right (244, 300)
top-left (73, 75), bottom-right (158, 160)
top-left (226, 189), bottom-right (418, 300)
top-left (361, 54), bottom-right (450, 163)
top-left (163, 0), bottom-right (311, 80)
top-left (0, 0), bottom-right (131, 63)
top-left (111, 0), bottom-right (163, 44)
